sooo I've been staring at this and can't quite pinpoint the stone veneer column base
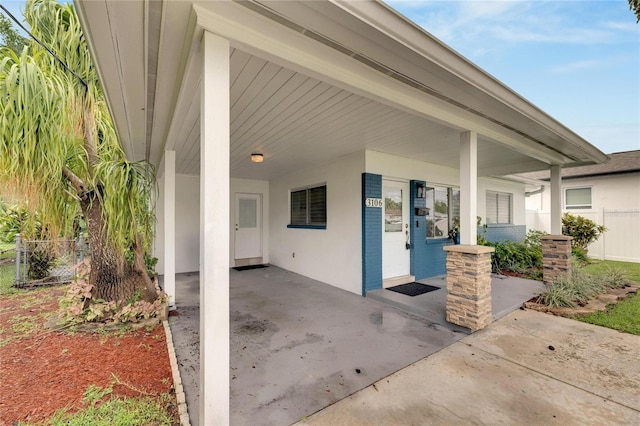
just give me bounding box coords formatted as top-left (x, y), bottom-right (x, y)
top-left (541, 235), bottom-right (573, 285)
top-left (443, 245), bottom-right (495, 331)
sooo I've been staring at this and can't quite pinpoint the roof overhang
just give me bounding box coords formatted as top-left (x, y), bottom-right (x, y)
top-left (76, 0), bottom-right (608, 179)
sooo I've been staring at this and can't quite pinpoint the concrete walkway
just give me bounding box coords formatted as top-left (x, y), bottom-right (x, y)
top-left (299, 309), bottom-right (640, 425)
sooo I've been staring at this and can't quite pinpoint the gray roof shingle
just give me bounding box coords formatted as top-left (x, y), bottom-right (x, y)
top-left (518, 150), bottom-right (640, 181)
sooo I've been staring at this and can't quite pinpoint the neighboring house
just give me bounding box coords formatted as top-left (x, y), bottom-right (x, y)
top-left (520, 150), bottom-right (640, 262)
top-left (76, 1), bottom-right (607, 422)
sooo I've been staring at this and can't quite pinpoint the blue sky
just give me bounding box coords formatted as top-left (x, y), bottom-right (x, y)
top-left (386, 0), bottom-right (640, 154)
top-left (3, 1), bottom-right (638, 154)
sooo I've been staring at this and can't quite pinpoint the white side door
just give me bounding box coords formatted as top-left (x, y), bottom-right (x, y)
top-left (234, 193), bottom-right (262, 260)
top-left (382, 180), bottom-right (410, 282)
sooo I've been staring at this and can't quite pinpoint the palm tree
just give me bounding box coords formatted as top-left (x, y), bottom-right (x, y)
top-left (0, 0), bottom-right (157, 302)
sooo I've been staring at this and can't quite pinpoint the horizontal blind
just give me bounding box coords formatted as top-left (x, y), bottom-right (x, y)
top-left (290, 190), bottom-right (307, 225)
top-left (309, 186), bottom-right (327, 224)
top-left (497, 193), bottom-right (511, 224)
top-left (486, 192), bottom-right (498, 224)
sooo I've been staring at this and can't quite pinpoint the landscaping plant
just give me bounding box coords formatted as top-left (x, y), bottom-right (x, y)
top-left (562, 212), bottom-right (606, 255)
top-left (479, 230), bottom-right (544, 280)
top-left (1, 0), bottom-right (157, 304)
top-left (536, 266), bottom-right (631, 309)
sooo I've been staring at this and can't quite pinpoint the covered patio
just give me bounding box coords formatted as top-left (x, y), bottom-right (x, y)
top-left (166, 266), bottom-right (543, 425)
top-left (76, 1), bottom-right (608, 423)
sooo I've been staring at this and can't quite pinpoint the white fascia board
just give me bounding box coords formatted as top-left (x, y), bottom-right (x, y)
top-left (191, 2), bottom-right (569, 166)
top-left (335, 0), bottom-right (607, 164)
top-left (491, 175), bottom-right (549, 186)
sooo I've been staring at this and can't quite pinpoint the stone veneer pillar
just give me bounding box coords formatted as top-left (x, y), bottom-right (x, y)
top-left (443, 245), bottom-right (495, 331)
top-left (541, 235), bottom-right (573, 285)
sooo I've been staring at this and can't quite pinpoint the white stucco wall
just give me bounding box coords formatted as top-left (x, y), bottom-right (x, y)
top-left (156, 175), bottom-right (271, 273)
top-left (156, 174), bottom-right (200, 274)
top-left (269, 151), bottom-right (365, 294)
top-left (155, 150), bottom-right (530, 286)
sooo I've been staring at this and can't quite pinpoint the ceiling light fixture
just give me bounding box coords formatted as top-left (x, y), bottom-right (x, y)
top-left (251, 153), bottom-right (264, 163)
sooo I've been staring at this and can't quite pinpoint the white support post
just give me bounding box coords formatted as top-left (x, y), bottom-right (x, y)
top-left (550, 165), bottom-right (562, 235)
top-left (200, 31), bottom-right (230, 425)
top-left (163, 150), bottom-right (176, 309)
top-left (460, 131), bottom-right (478, 245)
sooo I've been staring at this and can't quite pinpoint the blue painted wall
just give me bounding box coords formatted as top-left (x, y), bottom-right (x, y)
top-left (482, 224), bottom-right (527, 243)
top-left (362, 173), bottom-right (382, 295)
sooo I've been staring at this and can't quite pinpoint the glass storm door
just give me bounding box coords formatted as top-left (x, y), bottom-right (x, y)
top-left (382, 180), bottom-right (410, 283)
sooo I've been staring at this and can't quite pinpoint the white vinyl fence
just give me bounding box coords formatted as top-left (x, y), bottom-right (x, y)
top-left (526, 209), bottom-right (640, 263)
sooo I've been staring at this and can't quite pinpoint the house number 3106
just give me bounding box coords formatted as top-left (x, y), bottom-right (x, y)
top-left (364, 198), bottom-right (383, 208)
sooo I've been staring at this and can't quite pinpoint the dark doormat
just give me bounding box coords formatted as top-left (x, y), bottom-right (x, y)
top-left (232, 264), bottom-right (269, 272)
top-left (387, 282), bottom-right (440, 297)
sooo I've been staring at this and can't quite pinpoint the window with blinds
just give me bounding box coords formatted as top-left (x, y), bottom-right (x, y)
top-left (290, 184), bottom-right (326, 226)
top-left (565, 187), bottom-right (591, 209)
top-left (486, 191), bottom-right (512, 224)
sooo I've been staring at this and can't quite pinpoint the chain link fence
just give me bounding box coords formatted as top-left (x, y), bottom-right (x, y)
top-left (14, 234), bottom-right (89, 288)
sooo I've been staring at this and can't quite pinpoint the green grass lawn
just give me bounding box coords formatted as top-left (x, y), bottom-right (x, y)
top-left (581, 259), bottom-right (640, 282)
top-left (575, 260), bottom-right (640, 335)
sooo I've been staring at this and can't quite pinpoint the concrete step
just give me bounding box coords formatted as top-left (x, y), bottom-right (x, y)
top-left (383, 275), bottom-right (415, 288)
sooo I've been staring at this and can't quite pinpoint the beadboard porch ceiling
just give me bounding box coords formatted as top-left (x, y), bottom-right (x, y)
top-left (76, 0), bottom-right (607, 181)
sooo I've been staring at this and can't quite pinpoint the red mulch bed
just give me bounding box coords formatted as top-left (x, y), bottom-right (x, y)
top-left (0, 286), bottom-right (178, 425)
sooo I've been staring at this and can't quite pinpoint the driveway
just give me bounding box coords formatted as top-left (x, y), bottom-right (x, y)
top-left (168, 266), bottom-right (542, 425)
top-left (170, 267), bottom-right (468, 425)
top-left (301, 309), bottom-right (640, 425)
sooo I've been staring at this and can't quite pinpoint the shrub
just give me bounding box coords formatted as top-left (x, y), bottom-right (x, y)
top-left (564, 269), bottom-right (605, 303)
top-left (537, 268), bottom-right (608, 308)
top-left (562, 212), bottom-right (606, 252)
top-left (27, 249), bottom-right (55, 280)
top-left (0, 205), bottom-right (30, 243)
top-left (600, 267), bottom-right (630, 288)
top-left (59, 259), bottom-right (167, 325)
top-left (524, 229), bottom-right (547, 248)
top-left (571, 247), bottom-right (590, 265)
top-left (479, 230), bottom-right (544, 279)
top-left (536, 281), bottom-right (576, 308)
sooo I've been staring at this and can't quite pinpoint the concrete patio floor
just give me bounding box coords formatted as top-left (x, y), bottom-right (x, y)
top-left (166, 266), bottom-right (544, 425)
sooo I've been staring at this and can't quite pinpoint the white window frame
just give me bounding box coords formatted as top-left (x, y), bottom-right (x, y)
top-left (486, 190), bottom-right (512, 224)
top-left (564, 186), bottom-right (592, 210)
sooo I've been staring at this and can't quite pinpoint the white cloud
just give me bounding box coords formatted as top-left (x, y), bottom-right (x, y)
top-left (602, 21), bottom-right (640, 32)
top-left (550, 60), bottom-right (602, 73)
top-left (390, 1), bottom-right (628, 46)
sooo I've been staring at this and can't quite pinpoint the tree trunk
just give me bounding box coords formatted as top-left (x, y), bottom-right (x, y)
top-left (80, 190), bottom-right (157, 303)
